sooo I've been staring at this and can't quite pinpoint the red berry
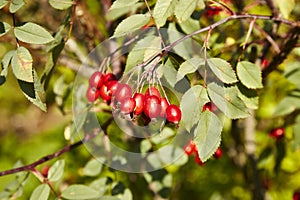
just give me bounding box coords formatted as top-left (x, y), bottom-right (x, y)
top-left (86, 87), bottom-right (100, 102)
top-left (166, 104), bottom-right (182, 124)
top-left (184, 140), bottom-right (197, 156)
top-left (143, 95), bottom-right (161, 119)
top-left (99, 84), bottom-right (111, 101)
top-left (133, 93), bottom-right (145, 115)
top-left (41, 165), bottom-right (50, 177)
top-left (269, 127), bottom-right (285, 140)
top-left (213, 147), bottom-right (223, 159)
top-left (120, 97), bottom-right (136, 114)
top-left (89, 71), bottom-right (103, 89)
top-left (145, 86), bottom-right (161, 98)
top-left (103, 73), bottom-right (117, 85)
top-left (106, 80), bottom-right (119, 96)
top-left (205, 6), bottom-right (223, 17)
top-left (202, 102), bottom-right (212, 112)
top-left (194, 151), bottom-right (204, 166)
top-left (114, 83), bottom-right (132, 102)
top-left (261, 59), bottom-right (269, 69)
top-left (160, 97), bottom-right (170, 117)
top-left (293, 191), bottom-right (300, 200)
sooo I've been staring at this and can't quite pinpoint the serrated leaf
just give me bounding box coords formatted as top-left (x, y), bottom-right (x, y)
top-left (0, 22), bottom-right (11, 37)
top-left (14, 22), bottom-right (54, 44)
top-left (207, 58), bottom-right (238, 84)
top-left (194, 111), bottom-right (222, 162)
top-left (9, 0), bottom-right (25, 13)
top-left (30, 184), bottom-right (50, 200)
top-left (0, 0), bottom-right (9, 9)
top-left (175, 0), bottom-right (197, 23)
top-left (11, 46), bottom-right (33, 82)
top-left (18, 70), bottom-right (47, 111)
top-left (48, 160), bottom-right (64, 182)
top-left (153, 0), bottom-right (176, 27)
top-left (113, 14), bottom-right (151, 37)
top-left (0, 50), bottom-right (14, 85)
top-left (274, 0), bottom-right (295, 18)
top-left (237, 61), bottom-right (263, 89)
top-left (176, 56), bottom-right (204, 82)
top-left (180, 85), bottom-right (210, 131)
top-left (168, 23), bottom-right (193, 60)
top-left (237, 83), bottom-right (259, 109)
top-left (107, 0), bottom-right (141, 20)
top-left (143, 36), bottom-right (161, 62)
top-left (49, 0), bottom-right (73, 10)
top-left (83, 158), bottom-right (104, 177)
top-left (207, 83), bottom-right (250, 119)
top-left (273, 95), bottom-right (300, 117)
top-left (61, 185), bottom-right (101, 199)
top-left (125, 35), bottom-right (157, 73)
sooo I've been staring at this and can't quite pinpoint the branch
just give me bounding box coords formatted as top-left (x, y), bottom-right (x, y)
top-left (0, 117), bottom-right (113, 177)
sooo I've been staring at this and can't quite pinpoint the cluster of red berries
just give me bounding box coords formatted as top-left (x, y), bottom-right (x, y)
top-left (86, 71), bottom-right (182, 124)
top-left (184, 140), bottom-right (223, 166)
top-left (268, 127), bottom-right (285, 140)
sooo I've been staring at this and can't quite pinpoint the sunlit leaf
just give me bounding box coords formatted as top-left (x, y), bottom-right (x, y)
top-left (107, 0), bottom-right (142, 20)
top-left (9, 0), bottom-right (25, 13)
top-left (49, 0), bottom-right (73, 10)
top-left (274, 0), bottom-right (295, 18)
top-left (0, 50), bottom-right (14, 85)
top-left (61, 185), bottom-right (101, 199)
top-left (273, 93), bottom-right (300, 117)
top-left (83, 158), bottom-right (104, 177)
top-left (207, 58), bottom-right (238, 84)
top-left (175, 0), bottom-right (197, 23)
top-left (48, 159), bottom-right (65, 182)
top-left (207, 83), bottom-right (250, 119)
top-left (153, 0), bottom-right (176, 27)
top-left (113, 14), bottom-right (151, 37)
top-left (284, 61), bottom-right (300, 88)
top-left (14, 22), bottom-right (54, 44)
top-left (180, 85), bottom-right (209, 131)
top-left (292, 115), bottom-right (300, 150)
top-left (0, 0), bottom-right (9, 9)
top-left (237, 83), bottom-right (259, 109)
top-left (194, 111), bottom-right (222, 162)
top-left (0, 22), bottom-right (11, 37)
top-left (237, 61), bottom-right (263, 89)
top-left (11, 46), bottom-right (33, 82)
top-left (176, 56), bottom-right (204, 82)
top-left (30, 184), bottom-right (50, 200)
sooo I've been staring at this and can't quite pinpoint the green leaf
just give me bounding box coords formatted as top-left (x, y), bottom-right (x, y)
top-left (30, 184), bottom-right (50, 200)
top-left (237, 61), bottom-right (263, 89)
top-left (273, 94), bottom-right (300, 117)
top-left (168, 23), bottom-right (193, 60)
top-left (89, 177), bottom-right (110, 196)
top-left (158, 63), bottom-right (178, 87)
top-left (143, 36), bottom-right (161, 62)
top-left (113, 14), bottom-right (151, 37)
top-left (9, 0), bottom-right (25, 13)
top-left (274, 0), bottom-right (295, 18)
top-left (179, 17), bottom-right (200, 35)
top-left (14, 22), bottom-right (54, 44)
top-left (83, 158), bottom-right (104, 177)
top-left (48, 159), bottom-right (65, 182)
top-left (180, 85), bottom-right (210, 132)
top-left (194, 111), bottom-right (222, 162)
top-left (175, 0), bottom-right (197, 23)
top-left (0, 0), bottom-right (9, 9)
top-left (61, 185), bottom-right (101, 199)
top-left (107, 0), bottom-right (141, 20)
top-left (18, 70), bottom-right (47, 111)
top-left (284, 61), bottom-right (300, 88)
top-left (236, 83), bottom-right (259, 109)
top-left (0, 50), bottom-right (14, 85)
top-left (0, 22), bottom-right (11, 37)
top-left (207, 83), bottom-right (250, 119)
top-left (49, 0), bottom-right (73, 10)
top-left (153, 0), bottom-right (176, 27)
top-left (207, 58), bottom-right (238, 84)
top-left (197, 0), bottom-right (205, 9)
top-left (11, 46), bottom-right (33, 82)
top-left (176, 56), bottom-right (204, 82)
top-left (99, 197), bottom-right (120, 200)
top-left (292, 115), bottom-right (300, 150)
top-left (125, 35), bottom-right (157, 73)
